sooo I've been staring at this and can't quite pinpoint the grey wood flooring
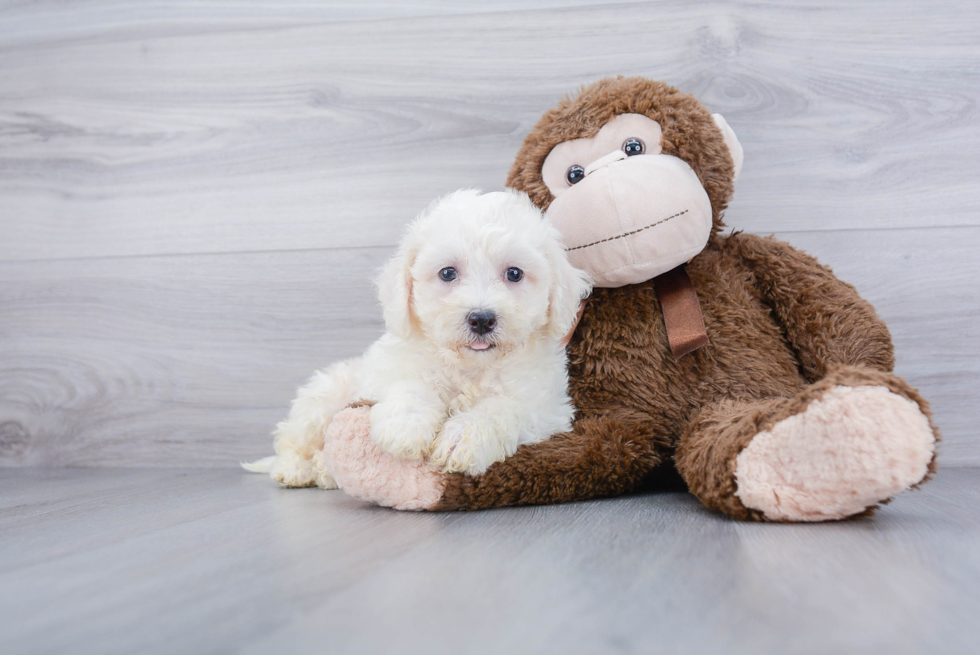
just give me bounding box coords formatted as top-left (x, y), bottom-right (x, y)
top-left (0, 466), bottom-right (977, 655)
top-left (2, 5), bottom-right (978, 654)
top-left (1, 0), bottom-right (978, 468)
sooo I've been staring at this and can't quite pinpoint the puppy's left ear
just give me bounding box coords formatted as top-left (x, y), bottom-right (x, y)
top-left (376, 234), bottom-right (420, 340)
top-left (544, 235), bottom-right (592, 341)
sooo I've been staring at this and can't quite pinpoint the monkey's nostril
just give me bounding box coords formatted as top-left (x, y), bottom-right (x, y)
top-left (467, 310), bottom-right (496, 335)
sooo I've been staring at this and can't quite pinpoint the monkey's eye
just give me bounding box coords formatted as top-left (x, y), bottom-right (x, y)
top-left (439, 267), bottom-right (458, 282)
top-left (566, 165), bottom-right (585, 185)
top-left (623, 138), bottom-right (645, 156)
top-left (505, 267), bottom-right (524, 283)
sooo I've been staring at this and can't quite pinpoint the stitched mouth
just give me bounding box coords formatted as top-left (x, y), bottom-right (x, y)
top-left (565, 209), bottom-right (688, 251)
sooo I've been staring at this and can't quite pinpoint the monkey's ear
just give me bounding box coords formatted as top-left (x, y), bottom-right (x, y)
top-left (712, 114), bottom-right (744, 182)
top-left (376, 235), bottom-right (419, 340)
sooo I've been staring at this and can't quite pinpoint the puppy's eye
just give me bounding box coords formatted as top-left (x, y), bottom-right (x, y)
top-left (623, 138), bottom-right (645, 156)
top-left (566, 165), bottom-right (585, 185)
top-left (439, 267), bottom-right (458, 282)
top-left (505, 267), bottom-right (524, 283)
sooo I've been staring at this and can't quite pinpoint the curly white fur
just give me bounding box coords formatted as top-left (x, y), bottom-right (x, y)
top-left (243, 189), bottom-right (592, 486)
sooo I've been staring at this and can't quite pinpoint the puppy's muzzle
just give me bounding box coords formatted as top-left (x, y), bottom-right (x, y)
top-left (467, 310), bottom-right (497, 336)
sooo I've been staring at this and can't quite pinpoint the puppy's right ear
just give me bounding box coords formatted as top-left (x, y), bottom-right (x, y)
top-left (376, 235), bottom-right (419, 340)
top-left (544, 231), bottom-right (593, 342)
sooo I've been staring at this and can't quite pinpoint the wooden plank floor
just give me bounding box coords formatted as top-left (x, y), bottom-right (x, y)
top-left (1, 0), bottom-right (979, 468)
top-left (2, 4), bottom-right (977, 653)
top-left (0, 467), bottom-right (977, 655)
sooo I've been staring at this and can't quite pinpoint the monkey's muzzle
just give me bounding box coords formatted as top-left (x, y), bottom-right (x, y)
top-left (546, 154), bottom-right (713, 288)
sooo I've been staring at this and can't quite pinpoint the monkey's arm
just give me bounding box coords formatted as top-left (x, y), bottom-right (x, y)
top-left (730, 232), bottom-right (894, 380)
top-left (434, 411), bottom-right (671, 510)
top-left (322, 405), bottom-right (672, 511)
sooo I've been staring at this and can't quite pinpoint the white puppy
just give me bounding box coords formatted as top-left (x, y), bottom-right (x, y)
top-left (244, 189), bottom-right (591, 487)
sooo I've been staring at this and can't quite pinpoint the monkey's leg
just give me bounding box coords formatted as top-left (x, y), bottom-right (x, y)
top-left (322, 408), bottom-right (672, 511)
top-left (675, 366), bottom-right (939, 522)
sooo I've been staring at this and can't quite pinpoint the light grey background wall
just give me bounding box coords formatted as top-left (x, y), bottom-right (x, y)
top-left (1, 0), bottom-right (977, 468)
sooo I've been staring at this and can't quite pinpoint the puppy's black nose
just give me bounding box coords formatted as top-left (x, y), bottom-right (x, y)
top-left (467, 310), bottom-right (496, 335)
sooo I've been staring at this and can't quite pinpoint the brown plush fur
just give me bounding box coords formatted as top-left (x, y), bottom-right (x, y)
top-left (432, 77), bottom-right (939, 517)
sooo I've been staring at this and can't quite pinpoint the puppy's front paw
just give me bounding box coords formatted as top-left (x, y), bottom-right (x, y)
top-left (370, 401), bottom-right (441, 460)
top-left (431, 414), bottom-right (513, 476)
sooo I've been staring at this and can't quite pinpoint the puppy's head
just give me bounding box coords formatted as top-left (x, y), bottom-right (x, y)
top-left (377, 189), bottom-right (591, 359)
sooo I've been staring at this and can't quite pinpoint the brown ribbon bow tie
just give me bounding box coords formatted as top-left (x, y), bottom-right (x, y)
top-left (654, 264), bottom-right (710, 361)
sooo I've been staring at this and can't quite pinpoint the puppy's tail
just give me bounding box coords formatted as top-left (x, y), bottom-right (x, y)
top-left (240, 455), bottom-right (276, 473)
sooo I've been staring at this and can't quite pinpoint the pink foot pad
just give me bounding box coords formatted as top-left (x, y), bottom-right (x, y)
top-left (735, 385), bottom-right (936, 521)
top-left (321, 406), bottom-right (445, 510)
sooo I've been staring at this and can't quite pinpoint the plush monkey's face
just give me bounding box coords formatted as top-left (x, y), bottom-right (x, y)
top-left (506, 77), bottom-right (744, 288)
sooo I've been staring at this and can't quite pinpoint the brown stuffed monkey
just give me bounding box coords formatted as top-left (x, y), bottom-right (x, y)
top-left (317, 76), bottom-right (940, 522)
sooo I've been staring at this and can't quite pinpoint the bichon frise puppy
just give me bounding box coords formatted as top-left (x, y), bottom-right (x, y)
top-left (244, 189), bottom-right (591, 487)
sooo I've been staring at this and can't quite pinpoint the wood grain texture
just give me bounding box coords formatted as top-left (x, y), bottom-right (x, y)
top-left (1, 467), bottom-right (978, 655)
top-left (1, 1), bottom-right (978, 261)
top-left (0, 1), bottom-right (978, 467)
top-left (0, 247), bottom-right (386, 466)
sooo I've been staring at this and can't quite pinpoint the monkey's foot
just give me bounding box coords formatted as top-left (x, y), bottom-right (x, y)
top-left (734, 385), bottom-right (936, 521)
